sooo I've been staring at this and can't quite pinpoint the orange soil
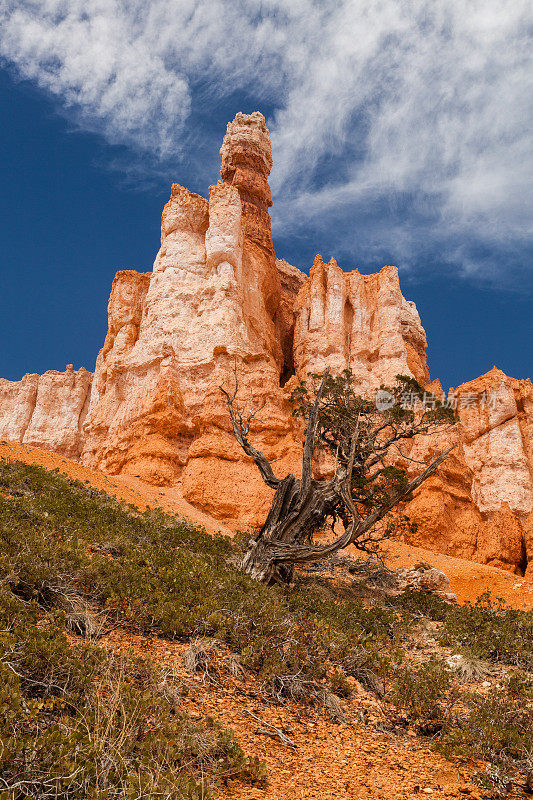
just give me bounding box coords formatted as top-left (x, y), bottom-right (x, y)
top-left (102, 627), bottom-right (496, 800)
top-left (4, 440), bottom-right (532, 798)
top-left (2, 440), bottom-right (532, 611)
top-left (0, 440), bottom-right (232, 537)
top-left (380, 540), bottom-right (533, 610)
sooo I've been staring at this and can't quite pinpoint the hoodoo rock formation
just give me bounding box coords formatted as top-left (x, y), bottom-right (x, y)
top-left (0, 366), bottom-right (92, 458)
top-left (403, 368), bottom-right (533, 575)
top-left (0, 111), bottom-right (531, 575)
top-left (293, 256), bottom-right (429, 389)
top-left (82, 111), bottom-right (299, 524)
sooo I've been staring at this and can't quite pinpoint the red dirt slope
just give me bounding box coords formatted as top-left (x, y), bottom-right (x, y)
top-left (1, 440), bottom-right (532, 611)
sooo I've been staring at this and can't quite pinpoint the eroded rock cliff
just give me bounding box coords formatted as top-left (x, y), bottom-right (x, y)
top-left (0, 110), bottom-right (531, 574)
top-left (294, 256), bottom-right (429, 389)
top-left (402, 368), bottom-right (533, 575)
top-left (0, 366), bottom-right (91, 458)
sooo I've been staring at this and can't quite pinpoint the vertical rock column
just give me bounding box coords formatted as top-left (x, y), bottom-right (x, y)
top-left (181, 114), bottom-right (300, 523)
top-left (82, 188), bottom-right (213, 483)
top-left (82, 112), bottom-right (293, 503)
top-left (294, 261), bottom-right (429, 390)
top-left (0, 374), bottom-right (40, 441)
top-left (219, 111), bottom-right (282, 363)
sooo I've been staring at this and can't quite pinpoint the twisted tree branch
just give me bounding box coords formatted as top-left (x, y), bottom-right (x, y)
top-left (220, 384), bottom-right (279, 490)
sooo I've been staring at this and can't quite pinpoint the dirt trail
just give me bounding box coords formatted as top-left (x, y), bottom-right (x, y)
top-left (2, 440), bottom-right (532, 611)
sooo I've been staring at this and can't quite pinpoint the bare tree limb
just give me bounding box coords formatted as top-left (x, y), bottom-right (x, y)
top-left (255, 445), bottom-right (456, 566)
top-left (244, 709), bottom-right (296, 748)
top-left (220, 385), bottom-right (279, 489)
top-left (351, 444), bottom-right (455, 539)
top-left (301, 370), bottom-right (329, 494)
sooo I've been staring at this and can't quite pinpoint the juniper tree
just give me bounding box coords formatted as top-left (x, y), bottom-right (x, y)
top-left (222, 370), bottom-right (455, 585)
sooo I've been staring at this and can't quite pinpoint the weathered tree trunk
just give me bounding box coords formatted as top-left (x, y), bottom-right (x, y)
top-left (241, 474), bottom-right (337, 584)
top-left (239, 443), bottom-right (452, 585)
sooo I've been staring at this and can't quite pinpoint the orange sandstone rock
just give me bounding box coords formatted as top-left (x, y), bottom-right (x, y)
top-left (525, 512), bottom-right (533, 577)
top-left (0, 373), bottom-right (39, 441)
top-left (79, 113), bottom-right (290, 515)
top-left (401, 368), bottom-right (533, 574)
top-left (294, 257), bottom-right (429, 390)
top-left (0, 366), bottom-right (91, 458)
top-left (275, 258), bottom-right (307, 386)
top-left (0, 110), bottom-right (531, 576)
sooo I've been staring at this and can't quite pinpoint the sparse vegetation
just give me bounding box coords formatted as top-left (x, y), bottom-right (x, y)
top-left (0, 457), bottom-right (532, 798)
top-left (390, 657), bottom-right (456, 730)
top-left (441, 590), bottom-right (533, 670)
top-left (0, 590), bottom-right (265, 799)
top-left (390, 587), bottom-right (533, 670)
top-left (439, 686), bottom-right (533, 793)
top-left (0, 459), bottom-right (403, 696)
top-left (388, 588), bottom-right (533, 794)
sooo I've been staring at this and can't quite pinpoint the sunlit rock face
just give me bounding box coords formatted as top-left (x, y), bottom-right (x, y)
top-left (0, 110), bottom-right (531, 573)
top-left (0, 367), bottom-right (91, 458)
top-left (294, 256), bottom-right (429, 389)
top-left (399, 368), bottom-right (533, 575)
top-left (81, 112), bottom-right (291, 509)
top-left (458, 369), bottom-right (533, 518)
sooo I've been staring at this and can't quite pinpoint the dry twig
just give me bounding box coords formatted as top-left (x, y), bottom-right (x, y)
top-left (244, 709), bottom-right (297, 748)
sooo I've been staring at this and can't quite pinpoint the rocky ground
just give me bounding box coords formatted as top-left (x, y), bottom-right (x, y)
top-left (98, 628), bottom-right (507, 800)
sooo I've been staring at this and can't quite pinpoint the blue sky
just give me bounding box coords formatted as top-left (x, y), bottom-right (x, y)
top-left (0, 0), bottom-right (531, 389)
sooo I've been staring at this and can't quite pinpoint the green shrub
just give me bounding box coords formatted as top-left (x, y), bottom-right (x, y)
top-left (390, 657), bottom-right (456, 728)
top-left (439, 687), bottom-right (533, 779)
top-left (441, 591), bottom-right (533, 670)
top-left (391, 588), bottom-right (533, 671)
top-left (328, 669), bottom-right (353, 697)
top-left (0, 588), bottom-right (265, 799)
top-left (390, 589), bottom-right (449, 621)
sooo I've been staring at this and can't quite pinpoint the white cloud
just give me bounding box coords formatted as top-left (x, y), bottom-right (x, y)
top-left (0, 0), bottom-right (531, 277)
top-left (0, 0), bottom-right (295, 154)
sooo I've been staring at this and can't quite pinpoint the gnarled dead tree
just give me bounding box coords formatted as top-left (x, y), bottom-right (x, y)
top-left (221, 370), bottom-right (455, 585)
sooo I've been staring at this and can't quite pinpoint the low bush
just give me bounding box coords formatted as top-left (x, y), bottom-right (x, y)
top-left (439, 686), bottom-right (533, 791)
top-left (390, 588), bottom-right (533, 671)
top-left (389, 588), bottom-right (449, 621)
top-left (440, 591), bottom-right (533, 670)
top-left (0, 589), bottom-right (265, 799)
top-left (390, 657), bottom-right (456, 730)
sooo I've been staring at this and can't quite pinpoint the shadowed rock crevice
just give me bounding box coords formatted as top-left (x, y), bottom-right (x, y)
top-left (517, 537), bottom-right (528, 577)
top-left (279, 325), bottom-right (295, 387)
